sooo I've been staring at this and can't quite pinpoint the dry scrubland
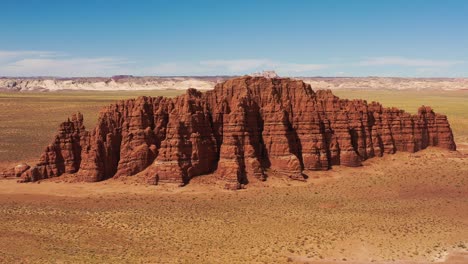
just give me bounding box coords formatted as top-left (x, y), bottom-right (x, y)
top-left (0, 89), bottom-right (467, 263)
top-left (0, 149), bottom-right (467, 263)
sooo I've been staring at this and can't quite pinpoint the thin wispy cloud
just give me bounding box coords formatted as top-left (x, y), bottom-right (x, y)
top-left (143, 59), bottom-right (328, 76)
top-left (146, 57), bottom-right (464, 76)
top-left (1, 50), bottom-right (465, 77)
top-left (275, 62), bottom-right (327, 73)
top-left (0, 50), bottom-right (58, 63)
top-left (358, 56), bottom-right (464, 67)
top-left (3, 53), bottom-right (325, 77)
top-left (0, 50), bottom-right (131, 77)
top-left (200, 59), bottom-right (272, 72)
top-left (0, 50), bottom-right (56, 58)
top-left (200, 59), bottom-right (328, 73)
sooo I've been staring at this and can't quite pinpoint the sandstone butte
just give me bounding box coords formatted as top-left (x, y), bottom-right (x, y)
top-left (16, 76), bottom-right (456, 189)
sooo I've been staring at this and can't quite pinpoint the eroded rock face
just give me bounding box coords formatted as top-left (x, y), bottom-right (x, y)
top-left (14, 164), bottom-right (30, 177)
top-left (20, 113), bottom-right (88, 182)
top-left (1, 168), bottom-right (15, 178)
top-left (20, 77), bottom-right (457, 187)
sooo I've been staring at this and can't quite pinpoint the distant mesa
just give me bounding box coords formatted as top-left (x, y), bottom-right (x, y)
top-left (110, 75), bottom-right (134, 81)
top-left (1, 75), bottom-right (468, 92)
top-left (249, 70), bottom-right (279, 78)
top-left (14, 76), bottom-right (456, 189)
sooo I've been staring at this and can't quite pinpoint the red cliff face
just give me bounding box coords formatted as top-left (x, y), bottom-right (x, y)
top-left (19, 77), bottom-right (457, 188)
top-left (21, 113), bottom-right (88, 182)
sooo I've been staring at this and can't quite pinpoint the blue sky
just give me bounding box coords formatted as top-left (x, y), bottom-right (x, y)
top-left (0, 0), bottom-right (467, 77)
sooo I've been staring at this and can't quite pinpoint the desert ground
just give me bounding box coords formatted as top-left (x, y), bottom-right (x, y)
top-left (0, 89), bottom-right (467, 263)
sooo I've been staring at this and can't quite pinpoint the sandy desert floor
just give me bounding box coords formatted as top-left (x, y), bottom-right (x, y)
top-left (0, 146), bottom-right (467, 263)
top-left (0, 90), bottom-right (467, 263)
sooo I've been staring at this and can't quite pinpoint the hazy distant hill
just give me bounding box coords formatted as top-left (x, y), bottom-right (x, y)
top-left (0, 76), bottom-right (229, 92)
top-left (1, 75), bottom-right (467, 91)
top-left (302, 77), bottom-right (468, 91)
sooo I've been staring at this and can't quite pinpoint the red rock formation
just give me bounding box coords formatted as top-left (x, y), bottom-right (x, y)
top-left (19, 77), bottom-right (457, 188)
top-left (14, 164), bottom-right (30, 177)
top-left (0, 168), bottom-right (15, 178)
top-left (140, 89), bottom-right (218, 185)
top-left (21, 113), bottom-right (88, 182)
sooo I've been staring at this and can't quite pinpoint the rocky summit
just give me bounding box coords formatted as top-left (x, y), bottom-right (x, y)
top-left (18, 76), bottom-right (456, 189)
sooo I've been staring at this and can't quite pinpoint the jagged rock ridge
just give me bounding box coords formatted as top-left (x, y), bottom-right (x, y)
top-left (19, 77), bottom-right (456, 189)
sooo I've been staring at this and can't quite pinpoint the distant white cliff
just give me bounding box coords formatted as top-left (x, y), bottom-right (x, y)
top-left (249, 70), bottom-right (279, 78)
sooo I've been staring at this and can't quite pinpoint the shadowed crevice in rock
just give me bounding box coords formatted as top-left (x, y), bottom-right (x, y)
top-left (286, 119), bottom-right (305, 171)
top-left (349, 128), bottom-right (360, 157)
top-left (19, 76), bottom-right (457, 189)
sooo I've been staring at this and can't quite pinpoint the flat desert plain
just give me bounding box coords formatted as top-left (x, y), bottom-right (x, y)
top-left (0, 89), bottom-right (467, 263)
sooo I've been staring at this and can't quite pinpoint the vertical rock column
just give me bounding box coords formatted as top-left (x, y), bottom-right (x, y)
top-left (21, 113), bottom-right (88, 182)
